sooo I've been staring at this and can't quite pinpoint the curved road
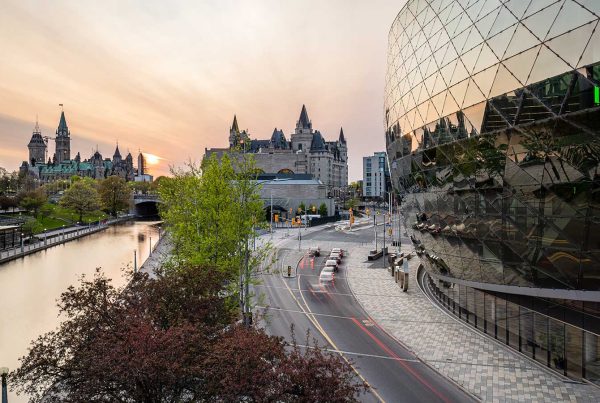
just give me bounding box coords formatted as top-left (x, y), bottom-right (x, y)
top-left (257, 223), bottom-right (475, 403)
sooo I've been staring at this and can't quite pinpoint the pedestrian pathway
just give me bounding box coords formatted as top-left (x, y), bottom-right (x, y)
top-left (344, 241), bottom-right (600, 402)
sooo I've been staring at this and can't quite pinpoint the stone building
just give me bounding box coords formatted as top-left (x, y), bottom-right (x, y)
top-left (205, 105), bottom-right (348, 196)
top-left (21, 111), bottom-right (136, 182)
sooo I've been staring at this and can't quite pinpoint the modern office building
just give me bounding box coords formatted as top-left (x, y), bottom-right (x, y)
top-left (385, 0), bottom-right (600, 383)
top-left (363, 152), bottom-right (389, 199)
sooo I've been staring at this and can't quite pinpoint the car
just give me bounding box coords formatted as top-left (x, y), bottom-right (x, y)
top-left (308, 247), bottom-right (321, 257)
top-left (325, 259), bottom-right (339, 272)
top-left (321, 266), bottom-right (335, 275)
top-left (331, 247), bottom-right (344, 257)
top-left (329, 253), bottom-right (342, 263)
top-left (319, 271), bottom-right (335, 284)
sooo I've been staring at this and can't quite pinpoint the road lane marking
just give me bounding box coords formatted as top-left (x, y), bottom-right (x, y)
top-left (297, 272), bottom-right (386, 403)
top-left (272, 245), bottom-right (385, 402)
top-left (351, 317), bottom-right (451, 403)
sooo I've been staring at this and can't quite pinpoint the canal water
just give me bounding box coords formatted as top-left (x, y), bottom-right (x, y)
top-left (0, 221), bottom-right (160, 402)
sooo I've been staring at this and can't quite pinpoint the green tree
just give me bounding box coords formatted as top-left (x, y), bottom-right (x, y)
top-left (60, 180), bottom-right (102, 222)
top-left (318, 203), bottom-right (328, 217)
top-left (159, 153), bottom-right (268, 323)
top-left (19, 189), bottom-right (47, 217)
top-left (21, 217), bottom-right (42, 236)
top-left (99, 176), bottom-right (132, 217)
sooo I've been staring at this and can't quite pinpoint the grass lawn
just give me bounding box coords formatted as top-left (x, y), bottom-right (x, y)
top-left (16, 203), bottom-right (109, 234)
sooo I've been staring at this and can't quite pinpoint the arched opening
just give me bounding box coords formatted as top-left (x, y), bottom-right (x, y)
top-left (277, 168), bottom-right (294, 174)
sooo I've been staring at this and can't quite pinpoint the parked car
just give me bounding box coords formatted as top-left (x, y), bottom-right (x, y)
top-left (325, 259), bottom-right (339, 272)
top-left (319, 270), bottom-right (335, 285)
top-left (331, 247), bottom-right (344, 257)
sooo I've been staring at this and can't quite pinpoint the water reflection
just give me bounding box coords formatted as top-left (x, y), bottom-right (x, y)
top-left (0, 221), bottom-right (160, 402)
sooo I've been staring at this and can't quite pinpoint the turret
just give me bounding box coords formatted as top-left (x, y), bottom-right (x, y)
top-left (27, 118), bottom-right (47, 166)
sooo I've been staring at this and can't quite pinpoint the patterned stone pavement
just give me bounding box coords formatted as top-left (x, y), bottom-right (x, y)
top-left (344, 240), bottom-right (600, 402)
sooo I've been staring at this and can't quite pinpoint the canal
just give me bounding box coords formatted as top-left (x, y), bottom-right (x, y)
top-left (0, 221), bottom-right (160, 402)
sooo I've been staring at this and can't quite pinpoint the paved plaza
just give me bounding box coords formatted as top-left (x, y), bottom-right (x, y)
top-left (344, 237), bottom-right (600, 402)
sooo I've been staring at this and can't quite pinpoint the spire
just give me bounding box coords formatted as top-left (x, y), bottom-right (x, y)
top-left (114, 142), bottom-right (122, 157)
top-left (339, 127), bottom-right (346, 144)
top-left (231, 115), bottom-right (240, 133)
top-left (34, 114), bottom-right (40, 134)
top-left (56, 111), bottom-right (69, 137)
top-left (297, 104), bottom-right (311, 129)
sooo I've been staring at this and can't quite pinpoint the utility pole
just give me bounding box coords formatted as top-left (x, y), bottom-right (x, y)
top-left (270, 191), bottom-right (273, 239)
top-left (374, 213), bottom-right (378, 251)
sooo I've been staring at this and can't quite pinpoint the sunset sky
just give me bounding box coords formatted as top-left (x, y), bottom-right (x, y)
top-left (0, 0), bottom-right (401, 180)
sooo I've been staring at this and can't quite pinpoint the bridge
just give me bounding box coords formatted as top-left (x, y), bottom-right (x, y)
top-left (132, 193), bottom-right (161, 217)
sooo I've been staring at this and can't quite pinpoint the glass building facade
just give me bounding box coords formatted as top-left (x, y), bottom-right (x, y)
top-left (385, 0), bottom-right (600, 382)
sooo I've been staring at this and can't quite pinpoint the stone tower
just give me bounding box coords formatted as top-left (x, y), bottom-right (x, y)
top-left (290, 105), bottom-right (314, 152)
top-left (338, 127), bottom-right (348, 187)
top-left (54, 111), bottom-right (71, 164)
top-left (228, 115), bottom-right (249, 148)
top-left (27, 118), bottom-right (46, 166)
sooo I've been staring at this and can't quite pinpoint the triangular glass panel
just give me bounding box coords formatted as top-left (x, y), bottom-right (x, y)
top-left (503, 0), bottom-right (530, 20)
top-left (476, 5), bottom-right (502, 39)
top-left (472, 41), bottom-right (499, 74)
top-left (424, 55), bottom-right (439, 79)
top-left (442, 41), bottom-right (459, 65)
top-left (504, 23), bottom-right (543, 60)
top-left (486, 24), bottom-right (519, 60)
top-left (428, 29), bottom-right (445, 52)
top-left (502, 45), bottom-right (541, 84)
top-left (472, 63), bottom-right (500, 99)
top-left (488, 5), bottom-right (519, 37)
top-left (577, 20), bottom-right (600, 68)
top-left (434, 69), bottom-right (450, 94)
top-left (434, 42), bottom-right (451, 67)
top-left (431, 91), bottom-right (446, 119)
top-left (489, 63), bottom-right (522, 99)
top-left (572, 0), bottom-right (600, 16)
top-left (463, 78), bottom-right (486, 108)
top-left (425, 99), bottom-right (440, 124)
top-left (462, 101), bottom-right (486, 135)
top-left (445, 12), bottom-right (465, 39)
top-left (546, 22), bottom-right (597, 69)
top-left (449, 78), bottom-right (470, 108)
top-left (442, 90), bottom-right (461, 116)
top-left (527, 44), bottom-right (572, 84)
top-left (461, 43), bottom-right (483, 75)
top-left (438, 1), bottom-right (457, 24)
top-left (523, 0), bottom-right (562, 18)
top-left (476, 0), bottom-right (502, 22)
top-left (452, 24), bottom-right (472, 54)
top-left (439, 58), bottom-right (458, 86)
top-left (450, 59), bottom-right (470, 85)
top-left (462, 24), bottom-right (485, 53)
top-left (521, 1), bottom-right (562, 41)
top-left (466, 0), bottom-right (484, 23)
top-left (547, 0), bottom-right (597, 39)
top-left (424, 73), bottom-right (438, 97)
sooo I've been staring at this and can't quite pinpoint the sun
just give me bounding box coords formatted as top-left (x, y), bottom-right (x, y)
top-left (143, 153), bottom-right (161, 165)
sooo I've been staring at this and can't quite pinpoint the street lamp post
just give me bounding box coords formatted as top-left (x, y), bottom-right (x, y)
top-left (20, 233), bottom-right (24, 253)
top-left (270, 191), bottom-right (273, 239)
top-left (1, 366), bottom-right (8, 403)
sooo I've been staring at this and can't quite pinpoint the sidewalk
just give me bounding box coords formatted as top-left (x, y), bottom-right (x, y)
top-left (343, 240), bottom-right (600, 402)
